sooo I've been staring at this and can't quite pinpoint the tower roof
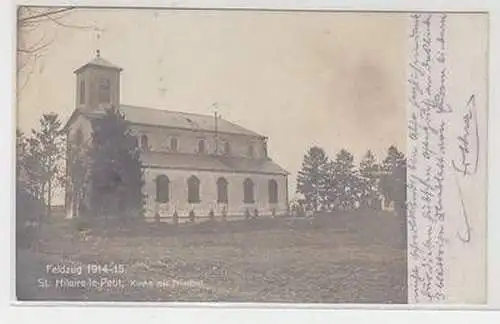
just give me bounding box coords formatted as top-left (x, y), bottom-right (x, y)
top-left (74, 50), bottom-right (123, 74)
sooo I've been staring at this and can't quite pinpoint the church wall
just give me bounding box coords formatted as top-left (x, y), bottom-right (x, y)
top-left (130, 124), bottom-right (268, 159)
top-left (68, 115), bottom-right (93, 143)
top-left (142, 167), bottom-right (288, 222)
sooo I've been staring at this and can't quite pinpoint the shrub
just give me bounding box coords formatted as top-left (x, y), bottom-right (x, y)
top-left (74, 218), bottom-right (90, 232)
top-left (16, 188), bottom-right (43, 249)
top-left (172, 210), bottom-right (179, 225)
top-left (188, 210), bottom-right (195, 223)
top-left (221, 207), bottom-right (227, 221)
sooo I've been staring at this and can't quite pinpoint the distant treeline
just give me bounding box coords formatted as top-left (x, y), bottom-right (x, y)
top-left (295, 146), bottom-right (406, 216)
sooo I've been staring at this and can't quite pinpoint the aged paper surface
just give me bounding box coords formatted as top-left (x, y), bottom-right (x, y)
top-left (406, 13), bottom-right (487, 304)
top-left (14, 7), bottom-right (487, 305)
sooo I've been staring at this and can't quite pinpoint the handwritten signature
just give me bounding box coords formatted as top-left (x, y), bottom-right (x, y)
top-left (452, 94), bottom-right (478, 243)
top-left (455, 176), bottom-right (471, 243)
top-left (452, 95), bottom-right (479, 176)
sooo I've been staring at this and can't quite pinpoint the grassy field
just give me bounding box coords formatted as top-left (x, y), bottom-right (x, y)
top-left (16, 211), bottom-right (407, 303)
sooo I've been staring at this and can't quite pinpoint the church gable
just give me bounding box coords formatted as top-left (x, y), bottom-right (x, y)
top-left (64, 110), bottom-right (94, 140)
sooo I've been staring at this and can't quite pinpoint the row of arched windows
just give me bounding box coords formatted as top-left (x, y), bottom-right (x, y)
top-left (155, 176), bottom-right (279, 204)
top-left (139, 135), bottom-right (237, 156)
top-left (140, 135), bottom-right (180, 152)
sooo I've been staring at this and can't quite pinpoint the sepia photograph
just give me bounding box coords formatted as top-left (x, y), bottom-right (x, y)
top-left (14, 6), bottom-right (487, 305)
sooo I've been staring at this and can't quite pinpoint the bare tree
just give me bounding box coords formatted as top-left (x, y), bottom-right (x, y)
top-left (17, 6), bottom-right (98, 89)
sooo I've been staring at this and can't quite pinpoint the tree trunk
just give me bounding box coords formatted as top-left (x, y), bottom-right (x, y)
top-left (35, 182), bottom-right (45, 255)
top-left (47, 178), bottom-right (52, 219)
top-left (40, 182), bottom-right (46, 216)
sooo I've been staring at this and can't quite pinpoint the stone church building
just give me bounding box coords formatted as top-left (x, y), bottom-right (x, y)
top-left (64, 52), bottom-right (289, 221)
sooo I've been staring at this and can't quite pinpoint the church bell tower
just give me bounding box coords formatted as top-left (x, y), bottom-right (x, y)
top-left (74, 50), bottom-right (123, 111)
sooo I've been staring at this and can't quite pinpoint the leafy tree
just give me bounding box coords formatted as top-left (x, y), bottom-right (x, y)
top-left (358, 150), bottom-right (381, 209)
top-left (16, 118), bottom-right (63, 250)
top-left (33, 114), bottom-right (65, 217)
top-left (19, 133), bottom-right (43, 200)
top-left (88, 108), bottom-right (145, 222)
top-left (20, 114), bottom-right (65, 218)
top-left (16, 129), bottom-right (43, 250)
top-left (16, 130), bottom-right (27, 180)
top-left (329, 149), bottom-right (358, 211)
top-left (296, 146), bottom-right (330, 212)
top-left (379, 146), bottom-right (407, 216)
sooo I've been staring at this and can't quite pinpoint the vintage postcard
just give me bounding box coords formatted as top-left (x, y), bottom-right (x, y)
top-left (14, 6), bottom-right (487, 305)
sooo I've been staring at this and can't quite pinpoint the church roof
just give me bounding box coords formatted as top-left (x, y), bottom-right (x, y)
top-left (63, 105), bottom-right (266, 138)
top-left (141, 151), bottom-right (289, 175)
top-left (119, 105), bottom-right (265, 138)
top-left (74, 51), bottom-right (123, 73)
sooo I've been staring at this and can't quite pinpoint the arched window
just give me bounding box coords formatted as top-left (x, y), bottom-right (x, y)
top-left (217, 177), bottom-right (228, 203)
top-left (198, 139), bottom-right (205, 154)
top-left (268, 179), bottom-right (278, 204)
top-left (156, 175), bottom-right (169, 203)
top-left (79, 80), bottom-right (85, 104)
top-left (98, 78), bottom-right (111, 103)
top-left (224, 142), bottom-right (231, 155)
top-left (140, 135), bottom-right (149, 151)
top-left (188, 175), bottom-right (200, 203)
top-left (243, 178), bottom-right (254, 203)
top-left (74, 128), bottom-right (83, 146)
top-left (170, 137), bottom-right (178, 152)
top-left (248, 144), bottom-right (254, 158)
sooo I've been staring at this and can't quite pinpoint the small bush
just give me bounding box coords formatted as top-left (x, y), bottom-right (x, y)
top-left (172, 211), bottom-right (179, 225)
top-left (16, 188), bottom-right (43, 249)
top-left (188, 210), bottom-right (196, 223)
top-left (74, 218), bottom-right (90, 232)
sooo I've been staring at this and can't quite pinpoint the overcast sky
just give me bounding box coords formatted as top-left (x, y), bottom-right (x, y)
top-left (17, 8), bottom-right (407, 200)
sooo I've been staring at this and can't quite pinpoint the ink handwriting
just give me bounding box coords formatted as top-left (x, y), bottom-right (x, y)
top-left (452, 94), bottom-right (479, 176)
top-left (456, 176), bottom-right (472, 243)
